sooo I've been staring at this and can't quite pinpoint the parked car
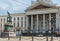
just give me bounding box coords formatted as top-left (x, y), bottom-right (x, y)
top-left (37, 34), bottom-right (43, 37)
top-left (55, 31), bottom-right (60, 37)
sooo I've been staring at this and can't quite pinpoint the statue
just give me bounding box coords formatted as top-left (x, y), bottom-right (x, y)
top-left (3, 11), bottom-right (16, 38)
top-left (4, 11), bottom-right (12, 32)
top-left (7, 11), bottom-right (12, 23)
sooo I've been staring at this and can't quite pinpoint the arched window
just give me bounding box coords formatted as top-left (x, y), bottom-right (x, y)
top-left (1, 19), bottom-right (2, 22)
top-left (17, 17), bottom-right (19, 21)
top-left (4, 18), bottom-right (5, 22)
top-left (17, 22), bottom-right (19, 27)
top-left (14, 17), bottom-right (16, 21)
top-left (21, 21), bottom-right (23, 27)
top-left (14, 23), bottom-right (15, 27)
top-left (21, 17), bottom-right (23, 20)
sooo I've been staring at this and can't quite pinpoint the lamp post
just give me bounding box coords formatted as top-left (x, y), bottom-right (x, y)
top-left (32, 30), bottom-right (34, 41)
top-left (46, 31), bottom-right (48, 41)
top-left (46, 19), bottom-right (49, 41)
top-left (16, 27), bottom-right (21, 41)
top-left (28, 27), bottom-right (34, 41)
top-left (50, 17), bottom-right (56, 41)
top-left (47, 16), bottom-right (56, 41)
top-left (18, 28), bottom-right (21, 41)
top-left (47, 17), bottom-right (54, 41)
top-left (51, 27), bottom-right (53, 41)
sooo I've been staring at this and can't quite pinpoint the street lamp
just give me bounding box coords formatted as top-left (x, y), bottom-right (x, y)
top-left (28, 27), bottom-right (34, 41)
top-left (16, 27), bottom-right (21, 41)
top-left (19, 28), bottom-right (21, 41)
top-left (32, 30), bottom-right (34, 41)
top-left (45, 18), bottom-right (50, 41)
top-left (47, 17), bottom-right (53, 41)
top-left (50, 16), bottom-right (56, 41)
top-left (51, 27), bottom-right (53, 41)
top-left (47, 16), bottom-right (56, 41)
top-left (46, 31), bottom-right (48, 41)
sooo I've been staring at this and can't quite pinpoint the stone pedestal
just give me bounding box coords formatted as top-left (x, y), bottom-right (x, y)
top-left (3, 23), bottom-right (16, 37)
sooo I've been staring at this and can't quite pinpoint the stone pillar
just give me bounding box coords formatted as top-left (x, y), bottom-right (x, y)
top-left (23, 16), bottom-right (25, 32)
top-left (26, 16), bottom-right (29, 30)
top-left (31, 15), bottom-right (33, 32)
top-left (56, 13), bottom-right (59, 30)
top-left (36, 15), bottom-right (38, 33)
top-left (58, 14), bottom-right (60, 32)
top-left (49, 14), bottom-right (51, 30)
top-left (43, 14), bottom-right (45, 33)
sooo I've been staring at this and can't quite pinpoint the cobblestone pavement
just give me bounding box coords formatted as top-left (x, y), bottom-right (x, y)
top-left (0, 36), bottom-right (60, 41)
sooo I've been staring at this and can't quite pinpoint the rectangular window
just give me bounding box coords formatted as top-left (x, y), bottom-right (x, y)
top-left (21, 17), bottom-right (23, 21)
top-left (21, 21), bottom-right (23, 27)
top-left (1, 19), bottom-right (2, 22)
top-left (14, 17), bottom-right (16, 21)
top-left (14, 23), bottom-right (15, 27)
top-left (17, 17), bottom-right (19, 21)
top-left (4, 19), bottom-right (5, 23)
top-left (17, 22), bottom-right (19, 27)
top-left (1, 24), bottom-right (2, 27)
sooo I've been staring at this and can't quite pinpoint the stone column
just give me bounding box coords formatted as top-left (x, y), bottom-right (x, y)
top-left (43, 14), bottom-right (45, 33)
top-left (49, 14), bottom-right (51, 30)
top-left (58, 14), bottom-right (60, 32)
top-left (36, 15), bottom-right (38, 33)
top-left (56, 13), bottom-right (59, 30)
top-left (23, 16), bottom-right (25, 32)
top-left (26, 16), bottom-right (29, 30)
top-left (31, 15), bottom-right (33, 32)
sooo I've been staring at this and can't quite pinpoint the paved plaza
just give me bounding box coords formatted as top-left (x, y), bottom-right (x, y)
top-left (0, 36), bottom-right (60, 41)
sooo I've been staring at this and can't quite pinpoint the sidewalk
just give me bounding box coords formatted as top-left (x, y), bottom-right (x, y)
top-left (0, 36), bottom-right (60, 41)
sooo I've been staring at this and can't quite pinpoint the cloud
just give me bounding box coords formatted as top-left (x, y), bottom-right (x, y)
top-left (53, 0), bottom-right (60, 5)
top-left (0, 0), bottom-right (24, 14)
top-left (0, 2), bottom-right (9, 10)
top-left (7, 0), bottom-right (31, 13)
top-left (0, 0), bottom-right (60, 15)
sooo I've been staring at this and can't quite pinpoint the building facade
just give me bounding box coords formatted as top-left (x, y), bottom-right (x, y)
top-left (0, 0), bottom-right (60, 35)
top-left (25, 0), bottom-right (60, 33)
top-left (0, 13), bottom-right (26, 33)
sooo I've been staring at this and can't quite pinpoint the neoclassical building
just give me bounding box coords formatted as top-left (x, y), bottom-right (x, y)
top-left (25, 0), bottom-right (60, 33)
top-left (0, 0), bottom-right (60, 35)
top-left (0, 13), bottom-right (26, 35)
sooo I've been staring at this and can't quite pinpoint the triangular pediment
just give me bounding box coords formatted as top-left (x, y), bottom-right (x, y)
top-left (30, 5), bottom-right (51, 10)
top-left (25, 2), bottom-right (57, 11)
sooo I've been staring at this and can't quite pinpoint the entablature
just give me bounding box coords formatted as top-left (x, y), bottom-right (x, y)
top-left (26, 8), bottom-right (58, 15)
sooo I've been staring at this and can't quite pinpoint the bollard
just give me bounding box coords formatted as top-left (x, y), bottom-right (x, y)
top-left (32, 35), bottom-right (34, 41)
top-left (19, 36), bottom-right (21, 41)
top-left (8, 35), bottom-right (10, 40)
top-left (46, 36), bottom-right (48, 41)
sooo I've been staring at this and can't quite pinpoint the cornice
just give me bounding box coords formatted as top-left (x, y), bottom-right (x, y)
top-left (0, 13), bottom-right (25, 17)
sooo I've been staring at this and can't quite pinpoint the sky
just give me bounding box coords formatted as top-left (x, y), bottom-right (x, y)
top-left (0, 0), bottom-right (60, 15)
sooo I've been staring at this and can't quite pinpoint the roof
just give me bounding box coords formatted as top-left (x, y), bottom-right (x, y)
top-left (0, 13), bottom-right (25, 17)
top-left (25, 1), bottom-right (58, 11)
